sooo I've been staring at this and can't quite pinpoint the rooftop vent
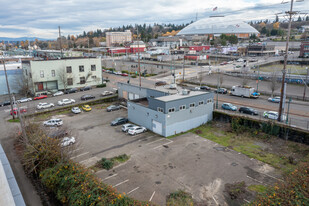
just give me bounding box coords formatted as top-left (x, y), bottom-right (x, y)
top-left (182, 89), bottom-right (190, 95)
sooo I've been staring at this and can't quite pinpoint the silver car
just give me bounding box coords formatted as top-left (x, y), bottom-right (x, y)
top-left (58, 98), bottom-right (75, 106)
top-left (53, 91), bottom-right (64, 97)
top-left (37, 102), bottom-right (55, 110)
top-left (17, 97), bottom-right (32, 103)
top-left (61, 137), bottom-right (75, 147)
top-left (127, 126), bottom-right (147, 135)
top-left (71, 107), bottom-right (81, 114)
top-left (43, 119), bottom-right (63, 127)
top-left (122, 123), bottom-right (136, 132)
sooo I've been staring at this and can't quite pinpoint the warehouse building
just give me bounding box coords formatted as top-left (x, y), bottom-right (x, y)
top-left (118, 83), bottom-right (214, 137)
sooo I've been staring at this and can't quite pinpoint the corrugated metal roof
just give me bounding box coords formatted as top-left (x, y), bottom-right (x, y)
top-left (177, 17), bottom-right (259, 36)
top-left (155, 91), bottom-right (208, 102)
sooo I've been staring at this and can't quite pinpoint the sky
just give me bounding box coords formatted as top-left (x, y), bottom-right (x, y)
top-left (0, 0), bottom-right (308, 39)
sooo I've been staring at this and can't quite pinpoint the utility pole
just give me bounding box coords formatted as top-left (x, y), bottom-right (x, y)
top-left (182, 54), bottom-right (185, 81)
top-left (2, 58), bottom-right (15, 119)
top-left (303, 67), bottom-right (308, 101)
top-left (286, 97), bottom-right (292, 125)
top-left (256, 65), bottom-right (260, 93)
top-left (137, 27), bottom-right (141, 87)
top-left (58, 26), bottom-right (63, 58)
top-left (278, 0), bottom-right (296, 122)
top-left (216, 69), bottom-right (219, 109)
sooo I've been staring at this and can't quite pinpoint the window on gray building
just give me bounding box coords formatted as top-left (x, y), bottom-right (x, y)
top-left (40, 70), bottom-right (44, 78)
top-left (91, 76), bottom-right (97, 79)
top-left (51, 70), bottom-right (55, 77)
top-left (67, 78), bottom-right (73, 85)
top-left (157, 107), bottom-right (163, 113)
top-left (80, 77), bottom-right (85, 84)
top-left (91, 65), bottom-right (96, 71)
top-left (66, 66), bottom-right (72, 73)
top-left (199, 101), bottom-right (204, 105)
top-left (179, 105), bottom-right (186, 110)
top-left (79, 65), bottom-right (84, 72)
top-left (190, 103), bottom-right (195, 108)
top-left (168, 107), bottom-right (175, 113)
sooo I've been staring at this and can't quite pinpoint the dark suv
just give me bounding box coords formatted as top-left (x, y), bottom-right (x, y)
top-left (65, 88), bottom-right (78, 94)
top-left (111, 117), bottom-right (128, 126)
top-left (80, 86), bottom-right (92, 91)
top-left (155, 81), bottom-right (167, 86)
top-left (239, 107), bottom-right (258, 115)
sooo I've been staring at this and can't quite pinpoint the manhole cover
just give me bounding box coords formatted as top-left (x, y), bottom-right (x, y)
top-left (213, 147), bottom-right (227, 151)
top-left (231, 162), bottom-right (238, 166)
top-left (155, 181), bottom-right (161, 185)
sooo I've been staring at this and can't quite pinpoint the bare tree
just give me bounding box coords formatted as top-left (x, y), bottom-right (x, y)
top-left (269, 72), bottom-right (279, 97)
top-left (198, 71), bottom-right (203, 86)
top-left (58, 67), bottom-right (73, 92)
top-left (12, 73), bottom-right (32, 96)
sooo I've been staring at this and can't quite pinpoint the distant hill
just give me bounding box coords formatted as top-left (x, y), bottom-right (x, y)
top-left (0, 37), bottom-right (52, 42)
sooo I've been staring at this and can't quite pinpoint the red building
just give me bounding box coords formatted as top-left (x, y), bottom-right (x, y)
top-left (189, 46), bottom-right (210, 52)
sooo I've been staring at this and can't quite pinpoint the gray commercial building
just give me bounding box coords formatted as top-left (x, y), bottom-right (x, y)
top-left (118, 83), bottom-right (214, 137)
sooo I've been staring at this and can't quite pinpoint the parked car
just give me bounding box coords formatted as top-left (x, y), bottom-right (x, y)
top-left (34, 95), bottom-right (48, 100)
top-left (191, 87), bottom-right (201, 91)
top-left (111, 117), bottom-right (128, 126)
top-left (121, 73), bottom-right (128, 76)
top-left (239, 107), bottom-right (258, 115)
top-left (214, 88), bottom-right (227, 94)
top-left (237, 58), bottom-right (244, 62)
top-left (60, 137), bottom-right (76, 147)
top-left (52, 91), bottom-right (64, 97)
top-left (106, 105), bottom-right (121, 112)
top-left (200, 86), bottom-right (211, 91)
top-left (81, 94), bottom-right (95, 101)
top-left (128, 126), bottom-right (147, 135)
top-left (221, 103), bottom-right (237, 111)
top-left (65, 88), bottom-right (78, 94)
top-left (37, 102), bottom-right (55, 110)
top-left (122, 123), bottom-right (136, 132)
top-left (43, 119), bottom-right (63, 127)
top-left (102, 78), bottom-right (110, 82)
top-left (82, 105), bottom-right (92, 111)
top-left (168, 83), bottom-right (177, 90)
top-left (17, 97), bottom-right (32, 103)
top-left (115, 71), bottom-right (122, 75)
top-left (268, 96), bottom-right (281, 103)
top-left (10, 108), bottom-right (27, 115)
top-left (80, 86), bottom-right (92, 91)
top-left (263, 111), bottom-right (286, 120)
top-left (101, 91), bottom-right (113, 96)
top-left (220, 61), bottom-right (228, 65)
top-left (155, 81), bottom-right (167, 86)
top-left (57, 98), bottom-right (76, 106)
top-left (0, 100), bottom-right (11, 107)
top-left (71, 107), bottom-right (81, 114)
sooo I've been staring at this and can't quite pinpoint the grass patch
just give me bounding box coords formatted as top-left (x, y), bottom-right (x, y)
top-left (254, 64), bottom-right (308, 75)
top-left (8, 118), bottom-right (20, 123)
top-left (34, 109), bottom-right (71, 121)
top-left (95, 154), bottom-right (130, 171)
top-left (166, 190), bottom-right (194, 206)
top-left (248, 184), bottom-right (267, 194)
top-left (192, 122), bottom-right (308, 172)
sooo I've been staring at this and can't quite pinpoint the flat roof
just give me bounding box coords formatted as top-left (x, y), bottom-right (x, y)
top-left (155, 90), bottom-right (208, 102)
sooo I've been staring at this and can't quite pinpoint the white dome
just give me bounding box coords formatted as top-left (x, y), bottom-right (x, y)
top-left (177, 17), bottom-right (259, 36)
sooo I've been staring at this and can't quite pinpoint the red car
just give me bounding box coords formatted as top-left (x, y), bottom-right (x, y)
top-left (121, 73), bottom-right (128, 76)
top-left (10, 108), bottom-right (27, 115)
top-left (34, 95), bottom-right (48, 100)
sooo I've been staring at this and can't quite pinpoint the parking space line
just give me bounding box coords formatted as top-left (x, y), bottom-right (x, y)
top-left (79, 156), bottom-right (98, 164)
top-left (70, 152), bottom-right (89, 159)
top-left (212, 195), bottom-right (219, 205)
top-left (102, 173), bottom-right (117, 180)
top-left (127, 187), bottom-right (140, 195)
top-left (138, 135), bottom-right (156, 141)
top-left (149, 191), bottom-right (156, 202)
top-left (146, 138), bottom-right (165, 145)
top-left (153, 141), bottom-right (173, 149)
top-left (260, 172), bottom-right (284, 182)
top-left (69, 147), bottom-right (83, 153)
top-left (113, 179), bottom-right (129, 187)
top-left (246, 175), bottom-right (265, 185)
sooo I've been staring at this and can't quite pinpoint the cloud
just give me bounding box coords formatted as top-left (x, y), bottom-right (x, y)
top-left (0, 0), bottom-right (308, 38)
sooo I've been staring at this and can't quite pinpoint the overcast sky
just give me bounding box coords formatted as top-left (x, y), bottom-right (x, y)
top-left (0, 0), bottom-right (308, 39)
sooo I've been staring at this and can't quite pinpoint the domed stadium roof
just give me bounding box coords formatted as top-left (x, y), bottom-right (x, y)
top-left (177, 17), bottom-right (259, 36)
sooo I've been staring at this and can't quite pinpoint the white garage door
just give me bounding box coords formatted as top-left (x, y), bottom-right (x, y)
top-left (152, 120), bottom-right (162, 135)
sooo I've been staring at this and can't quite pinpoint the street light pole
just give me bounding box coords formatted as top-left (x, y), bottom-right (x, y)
top-left (216, 69), bottom-right (219, 109)
top-left (278, 0), bottom-right (295, 122)
top-left (2, 58), bottom-right (15, 119)
top-left (303, 67), bottom-right (308, 101)
top-left (286, 97), bottom-right (292, 125)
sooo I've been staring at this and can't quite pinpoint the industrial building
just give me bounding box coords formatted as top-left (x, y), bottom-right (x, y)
top-left (22, 57), bottom-right (102, 95)
top-left (106, 30), bottom-right (132, 47)
top-left (177, 17), bottom-right (259, 39)
top-left (118, 83), bottom-right (214, 137)
top-left (300, 41), bottom-right (309, 58)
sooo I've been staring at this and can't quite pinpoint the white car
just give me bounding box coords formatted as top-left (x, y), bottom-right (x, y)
top-left (17, 97), bottom-right (32, 103)
top-left (237, 58), bottom-right (244, 62)
top-left (101, 91), bottom-right (113, 96)
top-left (37, 102), bottom-right (55, 110)
top-left (53, 91), bottom-right (64, 97)
top-left (43, 119), bottom-right (63, 127)
top-left (127, 126), bottom-right (147, 135)
top-left (263, 111), bottom-right (286, 121)
top-left (57, 99), bottom-right (75, 106)
top-left (61, 137), bottom-right (75, 147)
top-left (122, 123), bottom-right (136, 132)
top-left (71, 107), bottom-right (81, 114)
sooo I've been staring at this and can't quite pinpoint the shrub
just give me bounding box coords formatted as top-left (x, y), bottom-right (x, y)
top-left (112, 154), bottom-right (129, 163)
top-left (249, 163), bottom-right (309, 205)
top-left (121, 70), bottom-right (129, 74)
top-left (131, 75), bottom-right (137, 78)
top-left (225, 181), bottom-right (246, 200)
top-left (166, 190), bottom-right (193, 206)
top-left (96, 83), bottom-right (106, 88)
top-left (100, 158), bottom-right (114, 170)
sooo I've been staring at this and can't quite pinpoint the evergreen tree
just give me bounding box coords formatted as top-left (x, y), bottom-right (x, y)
top-left (297, 16), bottom-right (302, 22)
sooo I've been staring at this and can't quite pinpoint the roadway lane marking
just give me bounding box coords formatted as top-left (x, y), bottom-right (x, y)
top-left (146, 138), bottom-right (165, 145)
top-left (127, 187), bottom-right (140, 195)
top-left (101, 173), bottom-right (118, 180)
top-left (153, 141), bottom-right (173, 149)
top-left (149, 191), bottom-right (156, 202)
top-left (113, 179), bottom-right (129, 187)
top-left (70, 152), bottom-right (89, 159)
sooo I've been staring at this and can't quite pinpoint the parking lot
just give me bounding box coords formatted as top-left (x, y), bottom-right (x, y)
top-left (41, 105), bottom-right (280, 205)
